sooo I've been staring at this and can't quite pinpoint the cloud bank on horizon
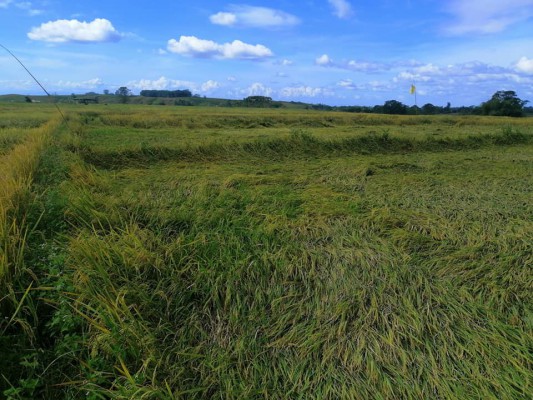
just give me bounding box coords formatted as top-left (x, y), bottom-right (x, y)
top-left (0, 0), bottom-right (532, 106)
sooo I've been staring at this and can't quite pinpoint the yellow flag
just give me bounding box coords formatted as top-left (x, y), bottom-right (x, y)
top-left (410, 84), bottom-right (416, 95)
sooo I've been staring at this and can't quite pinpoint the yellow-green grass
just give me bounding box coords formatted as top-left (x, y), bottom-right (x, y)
top-left (0, 118), bottom-right (57, 282)
top-left (0, 104), bottom-right (60, 128)
top-left (58, 111), bottom-right (532, 398)
top-left (69, 106), bottom-right (532, 157)
top-left (1, 105), bottom-right (532, 398)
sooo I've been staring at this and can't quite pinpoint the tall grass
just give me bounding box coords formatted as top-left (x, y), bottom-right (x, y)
top-left (0, 119), bottom-right (57, 283)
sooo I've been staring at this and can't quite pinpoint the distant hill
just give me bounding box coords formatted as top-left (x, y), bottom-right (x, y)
top-left (0, 93), bottom-right (312, 109)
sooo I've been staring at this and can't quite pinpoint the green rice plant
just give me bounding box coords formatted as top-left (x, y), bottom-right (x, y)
top-left (2, 105), bottom-right (532, 398)
top-left (51, 129), bottom-right (531, 397)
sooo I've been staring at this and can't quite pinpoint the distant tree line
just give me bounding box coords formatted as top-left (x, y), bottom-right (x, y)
top-left (86, 87), bottom-right (529, 117)
top-left (140, 89), bottom-right (192, 98)
top-left (331, 91), bottom-right (528, 117)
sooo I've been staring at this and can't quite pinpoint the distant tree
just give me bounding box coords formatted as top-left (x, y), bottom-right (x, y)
top-left (481, 91), bottom-right (528, 117)
top-left (408, 105), bottom-right (420, 115)
top-left (24, 96), bottom-right (32, 103)
top-left (421, 103), bottom-right (438, 115)
top-left (115, 86), bottom-right (132, 103)
top-left (139, 89), bottom-right (192, 98)
top-left (103, 89), bottom-right (110, 95)
top-left (383, 100), bottom-right (408, 115)
top-left (244, 96), bottom-right (273, 107)
top-left (372, 105), bottom-right (383, 114)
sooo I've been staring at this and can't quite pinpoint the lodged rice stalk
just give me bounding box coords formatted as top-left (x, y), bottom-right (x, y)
top-left (0, 118), bottom-right (59, 283)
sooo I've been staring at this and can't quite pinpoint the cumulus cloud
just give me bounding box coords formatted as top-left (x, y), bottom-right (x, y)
top-left (316, 56), bottom-right (389, 72)
top-left (515, 56), bottom-right (533, 74)
top-left (0, 1), bottom-right (13, 8)
top-left (210, 5), bottom-right (299, 28)
top-left (242, 82), bottom-right (274, 97)
top-left (280, 85), bottom-right (334, 98)
top-left (390, 60), bottom-right (533, 100)
top-left (126, 77), bottom-right (222, 94)
top-left (201, 80), bottom-right (221, 92)
top-left (28, 18), bottom-right (121, 43)
top-left (127, 77), bottom-right (196, 91)
top-left (347, 60), bottom-right (389, 72)
top-left (210, 12), bottom-right (238, 26)
top-left (56, 78), bottom-right (103, 89)
top-left (167, 35), bottom-right (273, 60)
top-left (315, 54), bottom-right (333, 66)
top-left (443, 0), bottom-right (533, 35)
top-left (337, 79), bottom-right (358, 89)
top-left (328, 0), bottom-right (353, 19)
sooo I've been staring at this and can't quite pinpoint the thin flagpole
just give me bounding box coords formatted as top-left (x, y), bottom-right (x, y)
top-left (1, 43), bottom-right (69, 127)
top-left (410, 82), bottom-right (418, 114)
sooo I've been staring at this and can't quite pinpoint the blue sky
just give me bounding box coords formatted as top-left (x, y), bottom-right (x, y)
top-left (1, 0), bottom-right (532, 106)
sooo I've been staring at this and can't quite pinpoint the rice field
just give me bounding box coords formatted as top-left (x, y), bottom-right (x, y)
top-left (1, 104), bottom-right (532, 399)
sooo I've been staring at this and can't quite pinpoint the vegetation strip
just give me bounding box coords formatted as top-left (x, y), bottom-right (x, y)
top-left (79, 128), bottom-right (531, 169)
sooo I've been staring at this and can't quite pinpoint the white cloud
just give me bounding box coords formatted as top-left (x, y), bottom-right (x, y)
top-left (127, 77), bottom-right (196, 91)
top-left (280, 86), bottom-right (334, 98)
top-left (201, 80), bottom-right (220, 92)
top-left (15, 1), bottom-right (42, 16)
top-left (389, 60), bottom-right (533, 101)
top-left (281, 59), bottom-right (293, 66)
top-left (28, 18), bottom-right (121, 43)
top-left (515, 56), bottom-right (533, 74)
top-left (315, 54), bottom-right (333, 66)
top-left (328, 0), bottom-right (353, 19)
top-left (444, 0), bottom-right (533, 35)
top-left (0, 1), bottom-right (13, 8)
top-left (210, 12), bottom-right (238, 26)
top-left (242, 82), bottom-right (273, 97)
top-left (227, 76), bottom-right (237, 82)
top-left (210, 6), bottom-right (299, 28)
top-left (56, 78), bottom-right (103, 89)
top-left (167, 36), bottom-right (273, 60)
top-left (338, 79), bottom-right (358, 89)
top-left (315, 56), bottom-right (388, 72)
top-left (126, 77), bottom-right (220, 94)
top-left (347, 60), bottom-right (389, 72)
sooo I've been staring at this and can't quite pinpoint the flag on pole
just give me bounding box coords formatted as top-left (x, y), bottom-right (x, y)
top-left (410, 84), bottom-right (416, 95)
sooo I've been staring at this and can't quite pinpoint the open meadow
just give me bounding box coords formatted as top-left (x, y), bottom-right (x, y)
top-left (1, 103), bottom-right (532, 399)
